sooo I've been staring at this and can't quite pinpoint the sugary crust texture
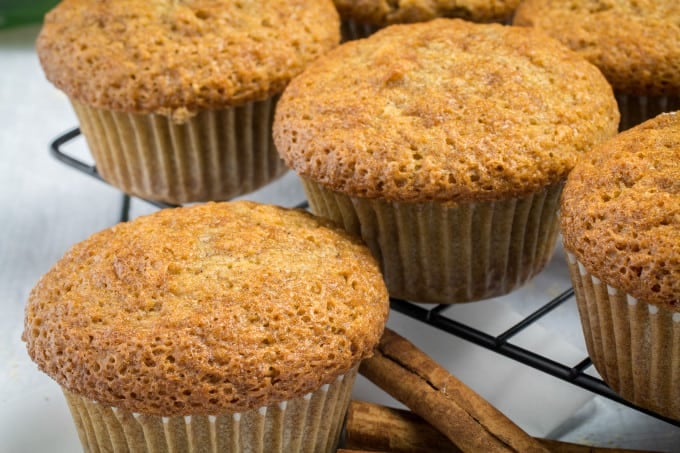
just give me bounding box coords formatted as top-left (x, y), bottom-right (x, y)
top-left (333, 0), bottom-right (520, 25)
top-left (514, 0), bottom-right (680, 95)
top-left (37, 0), bottom-right (340, 120)
top-left (561, 112), bottom-right (680, 308)
top-left (23, 202), bottom-right (389, 415)
top-left (274, 19), bottom-right (619, 203)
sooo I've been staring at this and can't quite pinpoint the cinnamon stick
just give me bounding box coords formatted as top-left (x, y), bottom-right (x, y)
top-left (346, 400), bottom-right (457, 452)
top-left (359, 328), bottom-right (548, 452)
top-left (345, 400), bottom-right (657, 453)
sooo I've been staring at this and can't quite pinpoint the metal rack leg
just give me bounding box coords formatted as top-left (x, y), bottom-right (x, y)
top-left (120, 194), bottom-right (131, 223)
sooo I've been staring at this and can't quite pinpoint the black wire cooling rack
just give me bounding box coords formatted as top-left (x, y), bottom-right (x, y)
top-left (51, 127), bottom-right (680, 429)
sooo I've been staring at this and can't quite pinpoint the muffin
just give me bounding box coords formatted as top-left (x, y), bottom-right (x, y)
top-left (37, 0), bottom-right (340, 204)
top-left (274, 19), bottom-right (619, 304)
top-left (561, 112), bottom-right (680, 420)
top-left (513, 0), bottom-right (680, 130)
top-left (23, 201), bottom-right (389, 452)
top-left (335, 0), bottom-right (520, 39)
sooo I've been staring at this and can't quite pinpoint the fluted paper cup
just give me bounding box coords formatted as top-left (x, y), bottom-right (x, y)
top-left (340, 19), bottom-right (381, 41)
top-left (71, 97), bottom-right (288, 204)
top-left (566, 253), bottom-right (680, 420)
top-left (340, 15), bottom-right (514, 42)
top-left (616, 94), bottom-right (680, 131)
top-left (303, 179), bottom-right (563, 304)
top-left (62, 366), bottom-right (357, 453)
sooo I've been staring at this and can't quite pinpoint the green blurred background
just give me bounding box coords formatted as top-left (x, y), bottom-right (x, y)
top-left (0, 1), bottom-right (59, 29)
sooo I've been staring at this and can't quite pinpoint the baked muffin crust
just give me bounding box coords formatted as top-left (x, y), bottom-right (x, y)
top-left (24, 202), bottom-right (389, 415)
top-left (37, 0), bottom-right (340, 120)
top-left (333, 0), bottom-right (520, 25)
top-left (514, 0), bottom-right (680, 95)
top-left (561, 112), bottom-right (680, 308)
top-left (274, 19), bottom-right (619, 203)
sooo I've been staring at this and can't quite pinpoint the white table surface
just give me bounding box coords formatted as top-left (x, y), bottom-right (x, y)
top-left (1, 24), bottom-right (679, 453)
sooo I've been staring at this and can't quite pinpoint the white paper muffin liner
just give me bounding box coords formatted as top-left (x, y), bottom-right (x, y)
top-left (303, 179), bottom-right (562, 304)
top-left (71, 97), bottom-right (288, 204)
top-left (62, 366), bottom-right (357, 453)
top-left (566, 253), bottom-right (680, 420)
top-left (616, 93), bottom-right (680, 131)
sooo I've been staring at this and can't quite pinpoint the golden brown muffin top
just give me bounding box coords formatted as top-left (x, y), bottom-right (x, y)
top-left (37, 0), bottom-right (340, 121)
top-left (274, 19), bottom-right (619, 203)
top-left (561, 112), bottom-right (680, 308)
top-left (514, 0), bottom-right (680, 95)
top-left (334, 0), bottom-right (520, 25)
top-left (23, 202), bottom-right (389, 416)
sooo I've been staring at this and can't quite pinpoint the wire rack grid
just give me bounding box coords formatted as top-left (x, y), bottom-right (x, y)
top-left (51, 127), bottom-right (680, 429)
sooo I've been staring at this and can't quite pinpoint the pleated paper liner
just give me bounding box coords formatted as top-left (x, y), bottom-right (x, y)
top-left (566, 253), bottom-right (680, 420)
top-left (71, 97), bottom-right (288, 205)
top-left (303, 179), bottom-right (562, 304)
top-left (616, 94), bottom-right (680, 131)
top-left (340, 19), bottom-right (380, 41)
top-left (63, 366), bottom-right (357, 453)
top-left (340, 16), bottom-right (514, 42)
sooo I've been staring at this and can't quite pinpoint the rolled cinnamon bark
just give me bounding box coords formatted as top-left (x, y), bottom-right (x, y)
top-left (359, 328), bottom-right (548, 452)
top-left (346, 400), bottom-right (459, 452)
top-left (345, 400), bottom-right (656, 453)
